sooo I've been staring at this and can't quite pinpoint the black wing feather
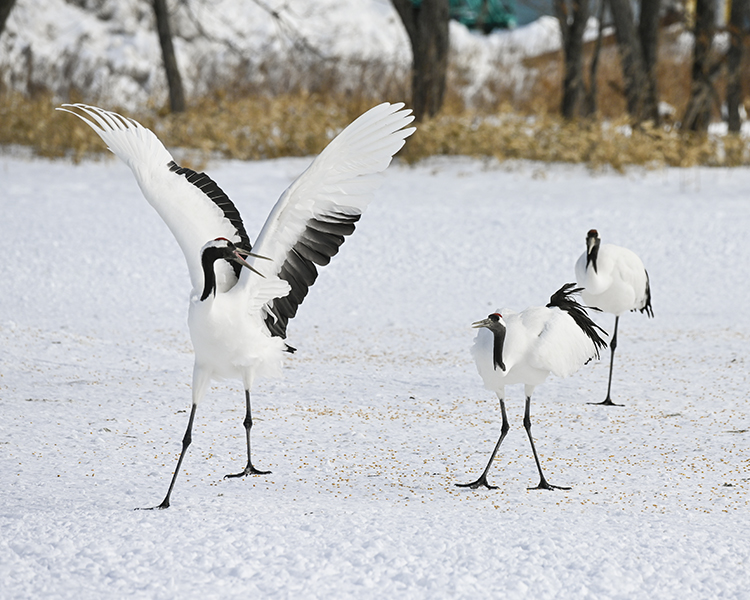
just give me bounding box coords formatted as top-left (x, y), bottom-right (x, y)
top-left (294, 241), bottom-right (331, 266)
top-left (168, 160), bottom-right (253, 280)
top-left (264, 210), bottom-right (361, 339)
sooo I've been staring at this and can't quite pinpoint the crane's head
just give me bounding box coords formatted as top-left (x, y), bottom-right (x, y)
top-left (199, 237), bottom-right (269, 301)
top-left (472, 313), bottom-right (506, 372)
top-left (586, 229), bottom-right (600, 250)
top-left (472, 312), bottom-right (505, 331)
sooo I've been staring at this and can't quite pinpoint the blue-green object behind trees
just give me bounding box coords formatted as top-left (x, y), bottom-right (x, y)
top-left (410, 0), bottom-right (516, 31)
top-left (449, 0), bottom-right (516, 31)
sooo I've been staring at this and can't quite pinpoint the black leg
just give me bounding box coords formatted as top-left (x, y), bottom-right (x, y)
top-left (225, 389), bottom-right (271, 478)
top-left (456, 396), bottom-right (510, 490)
top-left (137, 403), bottom-right (197, 510)
top-left (524, 396), bottom-right (570, 491)
top-left (589, 316), bottom-right (623, 406)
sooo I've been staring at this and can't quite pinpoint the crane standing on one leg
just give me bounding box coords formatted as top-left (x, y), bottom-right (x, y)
top-left (575, 229), bottom-right (653, 407)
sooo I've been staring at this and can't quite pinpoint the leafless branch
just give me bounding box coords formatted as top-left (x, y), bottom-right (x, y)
top-left (178, 0), bottom-right (330, 61)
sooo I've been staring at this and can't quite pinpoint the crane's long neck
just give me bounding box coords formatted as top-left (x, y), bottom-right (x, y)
top-left (586, 236), bottom-right (600, 273)
top-left (200, 248), bottom-right (227, 301)
top-left (491, 326), bottom-right (506, 372)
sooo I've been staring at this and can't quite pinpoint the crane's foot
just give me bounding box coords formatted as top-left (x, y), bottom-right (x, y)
top-left (135, 499), bottom-right (170, 511)
top-left (455, 474), bottom-right (498, 490)
top-left (224, 465), bottom-right (271, 478)
top-left (528, 479), bottom-right (571, 491)
top-left (587, 398), bottom-right (623, 407)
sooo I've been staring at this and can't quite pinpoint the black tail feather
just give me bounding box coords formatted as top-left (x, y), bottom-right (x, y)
top-left (547, 283), bottom-right (608, 359)
top-left (638, 270), bottom-right (654, 318)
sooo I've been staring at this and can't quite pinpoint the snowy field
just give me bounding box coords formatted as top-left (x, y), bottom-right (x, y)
top-left (1, 150), bottom-right (750, 598)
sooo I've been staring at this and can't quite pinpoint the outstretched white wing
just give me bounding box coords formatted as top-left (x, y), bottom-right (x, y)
top-left (57, 104), bottom-right (252, 292)
top-left (59, 102), bottom-right (416, 338)
top-left (244, 102), bottom-right (416, 338)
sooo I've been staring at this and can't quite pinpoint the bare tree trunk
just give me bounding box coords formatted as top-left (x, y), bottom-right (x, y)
top-left (0, 0), bottom-right (16, 38)
top-left (638, 0), bottom-right (661, 123)
top-left (555, 0), bottom-right (590, 119)
top-left (608, 0), bottom-right (651, 122)
top-left (153, 0), bottom-right (185, 113)
top-left (585, 0), bottom-right (606, 116)
top-left (683, 0), bottom-right (717, 131)
top-left (392, 0), bottom-right (450, 121)
top-left (727, 0), bottom-right (748, 132)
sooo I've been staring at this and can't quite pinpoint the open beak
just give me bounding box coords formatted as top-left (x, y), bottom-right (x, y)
top-left (472, 319), bottom-right (491, 329)
top-left (235, 247), bottom-right (272, 261)
top-left (231, 250), bottom-right (266, 278)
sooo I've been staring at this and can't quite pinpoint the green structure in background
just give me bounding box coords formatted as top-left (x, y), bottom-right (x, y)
top-left (449, 0), bottom-right (517, 31)
top-left (409, 0), bottom-right (517, 31)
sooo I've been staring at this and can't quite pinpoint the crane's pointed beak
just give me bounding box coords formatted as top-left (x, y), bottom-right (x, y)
top-left (230, 250), bottom-right (266, 278)
top-left (472, 319), bottom-right (491, 329)
top-left (235, 247), bottom-right (272, 261)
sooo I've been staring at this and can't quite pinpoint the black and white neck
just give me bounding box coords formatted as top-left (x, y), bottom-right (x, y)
top-left (473, 313), bottom-right (507, 372)
top-left (199, 238), bottom-right (253, 301)
top-left (585, 229), bottom-right (601, 272)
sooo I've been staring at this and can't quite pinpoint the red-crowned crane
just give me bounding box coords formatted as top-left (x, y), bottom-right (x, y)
top-left (58, 103), bottom-right (415, 508)
top-left (575, 229), bottom-right (653, 406)
top-left (457, 284), bottom-right (607, 491)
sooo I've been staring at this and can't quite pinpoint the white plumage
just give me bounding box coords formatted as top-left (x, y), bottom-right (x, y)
top-left (457, 284), bottom-right (606, 491)
top-left (58, 102), bottom-right (415, 508)
top-left (472, 306), bottom-right (601, 389)
top-left (575, 229), bottom-right (653, 406)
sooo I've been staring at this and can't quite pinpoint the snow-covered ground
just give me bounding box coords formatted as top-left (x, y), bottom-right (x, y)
top-left (1, 148), bottom-right (749, 597)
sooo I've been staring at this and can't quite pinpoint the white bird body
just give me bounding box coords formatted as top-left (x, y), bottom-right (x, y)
top-left (58, 102), bottom-right (415, 508)
top-left (458, 284), bottom-right (606, 491)
top-left (472, 305), bottom-right (601, 391)
top-left (575, 243), bottom-right (650, 316)
top-left (188, 276), bottom-right (290, 388)
top-left (574, 229), bottom-right (653, 406)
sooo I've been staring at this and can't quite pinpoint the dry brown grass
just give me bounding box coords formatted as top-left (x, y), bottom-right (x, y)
top-left (400, 111), bottom-right (750, 169)
top-left (0, 91), bottom-right (383, 164)
top-left (3, 24), bottom-right (750, 170)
